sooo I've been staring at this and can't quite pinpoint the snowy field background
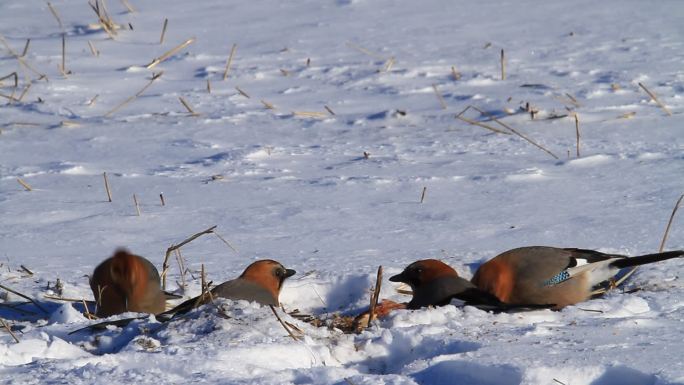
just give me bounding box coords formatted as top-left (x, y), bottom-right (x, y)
top-left (1, 0), bottom-right (684, 383)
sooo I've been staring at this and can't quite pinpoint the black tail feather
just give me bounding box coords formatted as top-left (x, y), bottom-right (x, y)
top-left (610, 250), bottom-right (684, 269)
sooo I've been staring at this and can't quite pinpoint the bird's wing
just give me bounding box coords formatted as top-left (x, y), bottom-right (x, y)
top-left (211, 278), bottom-right (278, 305)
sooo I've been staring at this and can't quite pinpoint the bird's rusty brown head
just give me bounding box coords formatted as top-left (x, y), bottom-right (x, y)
top-left (389, 259), bottom-right (459, 289)
top-left (240, 259), bottom-right (296, 292)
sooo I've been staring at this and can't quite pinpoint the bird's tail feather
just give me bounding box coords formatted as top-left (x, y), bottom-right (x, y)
top-left (610, 250), bottom-right (684, 269)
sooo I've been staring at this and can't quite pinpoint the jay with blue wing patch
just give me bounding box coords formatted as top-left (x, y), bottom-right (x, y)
top-left (472, 246), bottom-right (684, 309)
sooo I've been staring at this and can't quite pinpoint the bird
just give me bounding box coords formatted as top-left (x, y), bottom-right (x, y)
top-left (471, 246), bottom-right (684, 309)
top-left (90, 249), bottom-right (166, 318)
top-left (388, 259), bottom-right (539, 310)
top-left (164, 259), bottom-right (296, 316)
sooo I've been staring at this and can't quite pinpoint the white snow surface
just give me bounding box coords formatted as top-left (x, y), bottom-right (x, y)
top-left (1, 0), bottom-right (684, 384)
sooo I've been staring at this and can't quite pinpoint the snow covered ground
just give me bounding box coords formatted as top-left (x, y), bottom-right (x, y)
top-left (1, 0), bottom-right (684, 383)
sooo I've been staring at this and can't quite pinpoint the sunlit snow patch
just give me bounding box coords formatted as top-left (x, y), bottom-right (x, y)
top-left (566, 154), bottom-right (613, 167)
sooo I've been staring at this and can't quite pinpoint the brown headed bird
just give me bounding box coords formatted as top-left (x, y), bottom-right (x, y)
top-left (388, 259), bottom-right (529, 310)
top-left (90, 249), bottom-right (166, 317)
top-left (472, 246), bottom-right (684, 309)
top-left (210, 259), bottom-right (296, 305)
top-left (166, 259), bottom-right (295, 315)
top-left (355, 259), bottom-right (546, 331)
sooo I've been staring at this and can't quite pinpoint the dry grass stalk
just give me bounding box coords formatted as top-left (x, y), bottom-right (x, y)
top-left (235, 86), bottom-right (250, 98)
top-left (47, 2), bottom-right (64, 30)
top-left (574, 114), bottom-right (581, 158)
top-left (19, 265), bottom-right (33, 276)
top-left (103, 172), bottom-right (112, 202)
top-left (159, 18), bottom-right (168, 45)
top-left (469, 105), bottom-right (559, 159)
top-left (145, 38), bottom-right (195, 69)
top-left (306, 58), bottom-right (310, 67)
top-left (161, 225), bottom-right (217, 290)
top-left (174, 249), bottom-right (186, 293)
top-left (260, 99), bottom-right (275, 110)
top-left (366, 266), bottom-right (383, 328)
top-left (20, 39), bottom-right (30, 57)
top-left (380, 57), bottom-right (395, 72)
top-left (192, 263), bottom-right (214, 308)
top-left (324, 105), bottom-right (335, 116)
top-left (17, 178), bottom-right (32, 191)
top-left (617, 111), bottom-right (636, 119)
top-left (0, 34), bottom-right (47, 80)
top-left (178, 97), bottom-right (199, 116)
top-left (87, 40), bottom-right (99, 57)
top-left (346, 42), bottom-right (385, 60)
top-left (7, 122), bottom-right (41, 127)
top-left (0, 72), bottom-right (18, 88)
top-left (104, 72), bottom-right (163, 117)
top-left (0, 317), bottom-right (19, 343)
top-left (87, 94), bottom-right (99, 106)
top-left (222, 44), bottom-right (237, 80)
top-left (120, 0), bottom-right (135, 12)
top-left (0, 283), bottom-right (48, 314)
top-left (8, 86), bottom-right (18, 104)
top-left (343, 378), bottom-right (358, 385)
top-left (99, 0), bottom-right (113, 23)
top-left (500, 49), bottom-right (505, 80)
top-left (269, 305), bottom-right (300, 341)
top-left (82, 299), bottom-right (96, 320)
top-left (451, 66), bottom-right (461, 81)
top-left (201, 263), bottom-right (207, 294)
top-left (44, 295), bottom-right (91, 302)
top-left (88, 0), bottom-right (117, 38)
top-left (206, 79), bottom-right (211, 93)
top-left (638, 82), bottom-right (672, 116)
top-left (659, 194), bottom-right (684, 252)
top-left (95, 285), bottom-right (105, 311)
top-left (133, 194), bottom-right (141, 216)
top-left (455, 115), bottom-right (510, 135)
top-left (293, 111), bottom-right (328, 119)
top-left (420, 187), bottom-right (427, 203)
top-left (565, 93), bottom-right (580, 107)
top-left (59, 34), bottom-right (68, 76)
top-left (17, 83), bottom-right (32, 102)
top-left (432, 84), bottom-right (447, 109)
top-left (159, 192), bottom-right (165, 206)
top-left (212, 230), bottom-right (239, 254)
top-left (0, 92), bottom-right (16, 102)
top-left (280, 69), bottom-right (289, 76)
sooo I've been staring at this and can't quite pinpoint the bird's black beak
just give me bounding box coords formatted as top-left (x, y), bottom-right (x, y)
top-left (389, 271), bottom-right (406, 283)
top-left (284, 269), bottom-right (296, 278)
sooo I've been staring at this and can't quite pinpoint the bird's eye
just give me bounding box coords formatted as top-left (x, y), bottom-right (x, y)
top-left (275, 269), bottom-right (283, 277)
top-left (416, 268), bottom-right (423, 274)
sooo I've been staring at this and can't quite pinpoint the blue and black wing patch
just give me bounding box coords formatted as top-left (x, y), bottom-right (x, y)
top-left (542, 270), bottom-right (571, 287)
